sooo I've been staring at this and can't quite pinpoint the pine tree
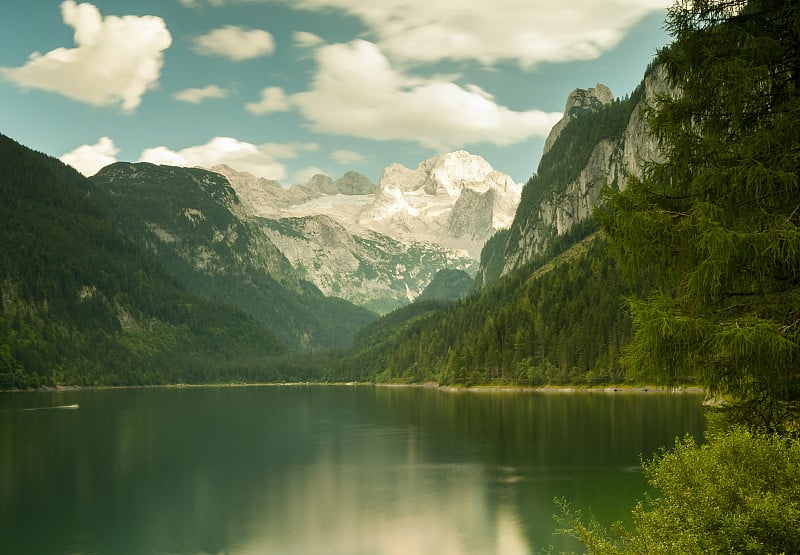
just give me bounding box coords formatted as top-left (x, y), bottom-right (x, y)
top-left (596, 0), bottom-right (800, 430)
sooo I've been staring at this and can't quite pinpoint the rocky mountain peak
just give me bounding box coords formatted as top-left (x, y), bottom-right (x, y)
top-left (543, 83), bottom-right (614, 157)
top-left (305, 174), bottom-right (338, 195)
top-left (360, 151), bottom-right (521, 258)
top-left (564, 83), bottom-right (614, 117)
top-left (419, 150), bottom-right (496, 197)
top-left (335, 171), bottom-right (378, 195)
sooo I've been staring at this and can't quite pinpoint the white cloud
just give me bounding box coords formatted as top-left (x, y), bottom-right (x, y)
top-left (137, 137), bottom-right (317, 180)
top-left (293, 166), bottom-right (327, 184)
top-left (272, 0), bottom-right (669, 67)
top-left (191, 26), bottom-right (275, 60)
top-left (289, 40), bottom-right (562, 149)
top-left (261, 142), bottom-right (319, 159)
top-left (0, 1), bottom-right (171, 111)
top-left (245, 86), bottom-right (290, 114)
top-left (173, 85), bottom-right (229, 103)
top-left (331, 150), bottom-right (364, 165)
top-left (60, 136), bottom-right (119, 176)
top-left (293, 31), bottom-right (325, 48)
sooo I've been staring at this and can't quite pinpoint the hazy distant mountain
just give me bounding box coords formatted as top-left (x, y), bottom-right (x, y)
top-left (259, 215), bottom-right (475, 314)
top-left (358, 150), bottom-right (521, 258)
top-left (218, 151), bottom-right (517, 313)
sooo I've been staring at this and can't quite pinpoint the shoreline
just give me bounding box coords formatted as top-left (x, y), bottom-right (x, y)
top-left (376, 382), bottom-right (705, 394)
top-left (1, 381), bottom-right (704, 395)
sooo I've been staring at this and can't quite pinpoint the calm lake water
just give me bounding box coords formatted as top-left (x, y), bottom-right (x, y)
top-left (0, 386), bottom-right (706, 555)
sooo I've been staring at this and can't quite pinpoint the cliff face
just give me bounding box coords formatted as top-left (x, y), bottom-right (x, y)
top-left (260, 214), bottom-right (476, 315)
top-left (482, 66), bottom-right (671, 284)
top-left (217, 151), bottom-right (506, 314)
top-left (358, 150), bottom-right (521, 258)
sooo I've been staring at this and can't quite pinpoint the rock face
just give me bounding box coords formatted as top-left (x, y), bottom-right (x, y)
top-left (358, 150), bottom-right (521, 258)
top-left (542, 83), bottom-right (614, 156)
top-left (212, 165), bottom-right (379, 217)
top-left (219, 150), bottom-right (518, 313)
top-left (487, 66), bottom-right (672, 283)
top-left (260, 215), bottom-right (476, 314)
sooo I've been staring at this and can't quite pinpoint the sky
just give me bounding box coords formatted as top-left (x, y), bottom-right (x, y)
top-left (0, 0), bottom-right (673, 185)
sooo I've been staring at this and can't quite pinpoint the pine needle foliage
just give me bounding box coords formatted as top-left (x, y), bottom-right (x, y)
top-left (595, 0), bottom-right (800, 431)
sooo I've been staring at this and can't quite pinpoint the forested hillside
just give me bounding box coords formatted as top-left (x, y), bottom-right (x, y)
top-left (90, 163), bottom-right (377, 350)
top-left (0, 133), bottom-right (296, 388)
top-left (337, 70), bottom-right (657, 387)
top-left (338, 233), bottom-right (644, 386)
top-left (416, 269), bottom-right (474, 303)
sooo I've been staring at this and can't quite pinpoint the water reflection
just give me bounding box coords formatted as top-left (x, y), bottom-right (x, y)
top-left (0, 387), bottom-right (706, 555)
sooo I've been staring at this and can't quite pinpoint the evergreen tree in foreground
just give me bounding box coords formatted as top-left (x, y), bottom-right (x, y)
top-left (563, 2), bottom-right (800, 552)
top-left (596, 0), bottom-right (800, 431)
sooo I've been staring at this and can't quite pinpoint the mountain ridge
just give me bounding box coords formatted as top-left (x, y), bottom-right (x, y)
top-left (217, 150), bottom-right (516, 312)
top-left (90, 161), bottom-right (377, 350)
top-left (0, 133), bottom-right (287, 388)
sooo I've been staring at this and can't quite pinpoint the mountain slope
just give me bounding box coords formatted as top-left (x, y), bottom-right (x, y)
top-left (481, 67), bottom-right (670, 285)
top-left (90, 163), bottom-right (377, 350)
top-left (337, 69), bottom-right (668, 386)
top-left (416, 269), bottom-right (474, 303)
top-left (358, 150), bottom-right (521, 258)
top-left (259, 214), bottom-right (476, 314)
top-left (338, 234), bottom-right (639, 385)
top-left (0, 133), bottom-right (284, 388)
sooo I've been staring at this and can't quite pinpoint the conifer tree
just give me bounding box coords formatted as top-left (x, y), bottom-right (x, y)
top-left (596, 0), bottom-right (800, 430)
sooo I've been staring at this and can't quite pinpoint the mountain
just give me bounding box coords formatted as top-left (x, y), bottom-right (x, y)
top-left (258, 215), bottom-right (475, 314)
top-left (416, 269), bottom-right (474, 303)
top-left (212, 164), bottom-right (378, 217)
top-left (216, 153), bottom-right (512, 314)
top-left (0, 133), bottom-right (287, 388)
top-left (337, 234), bottom-right (637, 385)
top-left (337, 67), bottom-right (667, 386)
top-left (358, 150), bottom-right (521, 258)
top-left (90, 163), bottom-right (377, 350)
top-left (480, 66), bottom-right (670, 285)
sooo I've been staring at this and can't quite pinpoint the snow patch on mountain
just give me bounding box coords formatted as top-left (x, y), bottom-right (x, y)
top-left (215, 150), bottom-right (520, 312)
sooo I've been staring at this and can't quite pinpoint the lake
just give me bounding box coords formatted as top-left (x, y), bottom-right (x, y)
top-left (0, 386), bottom-right (706, 554)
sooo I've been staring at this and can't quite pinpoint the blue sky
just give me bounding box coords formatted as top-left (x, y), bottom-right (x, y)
top-left (1, 0), bottom-right (672, 184)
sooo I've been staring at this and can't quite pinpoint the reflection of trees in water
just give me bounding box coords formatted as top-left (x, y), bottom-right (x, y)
top-left (0, 386), bottom-right (706, 554)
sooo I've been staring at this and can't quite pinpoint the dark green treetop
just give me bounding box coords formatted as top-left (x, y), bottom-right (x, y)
top-left (596, 0), bottom-right (800, 430)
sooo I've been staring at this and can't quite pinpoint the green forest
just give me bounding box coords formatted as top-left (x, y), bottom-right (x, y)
top-left (0, 135), bottom-right (342, 388)
top-left (1, 0), bottom-right (798, 551)
top-left (338, 232), bottom-right (639, 386)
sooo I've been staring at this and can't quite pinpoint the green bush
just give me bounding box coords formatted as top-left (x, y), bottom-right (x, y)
top-left (558, 427), bottom-right (800, 554)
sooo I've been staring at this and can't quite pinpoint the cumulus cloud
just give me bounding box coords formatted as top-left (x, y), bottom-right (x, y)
top-left (331, 150), bottom-right (365, 165)
top-left (60, 136), bottom-right (119, 176)
top-left (173, 84), bottom-right (228, 103)
top-left (191, 26), bottom-right (275, 60)
top-left (271, 0), bottom-right (668, 67)
top-left (288, 40), bottom-right (562, 149)
top-left (293, 31), bottom-right (325, 48)
top-left (245, 86), bottom-right (290, 114)
top-left (0, 1), bottom-right (171, 111)
top-left (137, 137), bottom-right (317, 180)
